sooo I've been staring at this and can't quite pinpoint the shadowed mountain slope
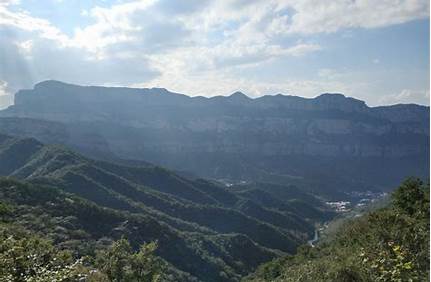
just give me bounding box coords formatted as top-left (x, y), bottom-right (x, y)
top-left (0, 81), bottom-right (428, 196)
top-left (0, 133), bottom-right (333, 281)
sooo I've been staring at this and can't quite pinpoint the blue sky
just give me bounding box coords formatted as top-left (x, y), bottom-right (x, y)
top-left (0, 0), bottom-right (429, 107)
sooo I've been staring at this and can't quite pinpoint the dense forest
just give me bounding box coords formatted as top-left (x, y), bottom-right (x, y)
top-left (245, 178), bottom-right (429, 282)
top-left (0, 133), bottom-right (335, 281)
top-left (0, 177), bottom-right (428, 281)
top-left (0, 178), bottom-right (168, 281)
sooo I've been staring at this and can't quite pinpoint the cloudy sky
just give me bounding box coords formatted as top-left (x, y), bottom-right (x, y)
top-left (0, 0), bottom-right (429, 107)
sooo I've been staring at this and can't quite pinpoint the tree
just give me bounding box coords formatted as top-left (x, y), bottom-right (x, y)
top-left (0, 231), bottom-right (89, 282)
top-left (391, 177), bottom-right (428, 217)
top-left (96, 238), bottom-right (161, 282)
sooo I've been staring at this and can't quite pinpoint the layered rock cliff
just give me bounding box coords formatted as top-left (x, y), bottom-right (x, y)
top-left (0, 80), bottom-right (429, 191)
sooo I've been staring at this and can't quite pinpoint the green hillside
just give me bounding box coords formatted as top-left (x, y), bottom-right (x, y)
top-left (245, 178), bottom-right (429, 281)
top-left (0, 133), bottom-right (333, 281)
top-left (0, 178), bottom-right (183, 281)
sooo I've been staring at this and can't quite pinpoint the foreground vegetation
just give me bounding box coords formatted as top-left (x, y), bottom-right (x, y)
top-left (246, 178), bottom-right (429, 282)
top-left (0, 228), bottom-right (161, 281)
top-left (1, 177), bottom-right (428, 281)
top-left (0, 199), bottom-right (163, 281)
top-left (0, 133), bottom-right (335, 281)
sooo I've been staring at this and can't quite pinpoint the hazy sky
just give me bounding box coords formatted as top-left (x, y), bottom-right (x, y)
top-left (0, 0), bottom-right (429, 106)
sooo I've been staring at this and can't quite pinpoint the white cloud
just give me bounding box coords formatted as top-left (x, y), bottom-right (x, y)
top-left (378, 89), bottom-right (430, 105)
top-left (72, 1), bottom-right (158, 55)
top-left (0, 0), bottom-right (20, 6)
top-left (0, 80), bottom-right (13, 109)
top-left (16, 39), bottom-right (33, 56)
top-left (139, 65), bottom-right (353, 99)
top-left (0, 4), bottom-right (70, 45)
top-left (285, 43), bottom-right (321, 57)
top-left (279, 0), bottom-right (430, 34)
top-left (318, 68), bottom-right (340, 79)
top-left (0, 80), bottom-right (8, 96)
top-left (1, 0), bottom-right (427, 63)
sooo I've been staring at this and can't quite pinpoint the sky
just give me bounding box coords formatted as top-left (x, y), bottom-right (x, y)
top-left (0, 0), bottom-right (429, 107)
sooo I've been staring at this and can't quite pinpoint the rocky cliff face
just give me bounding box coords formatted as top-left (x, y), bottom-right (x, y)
top-left (0, 80), bottom-right (429, 189)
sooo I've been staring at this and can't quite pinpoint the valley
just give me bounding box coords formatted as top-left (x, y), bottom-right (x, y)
top-left (0, 1), bottom-right (429, 280)
top-left (0, 82), bottom-right (428, 281)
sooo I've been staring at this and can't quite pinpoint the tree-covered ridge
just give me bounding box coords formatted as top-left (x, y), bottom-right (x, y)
top-left (0, 177), bottom-right (279, 281)
top-left (0, 132), bottom-right (333, 281)
top-left (245, 178), bottom-right (429, 282)
top-left (0, 212), bottom-right (162, 281)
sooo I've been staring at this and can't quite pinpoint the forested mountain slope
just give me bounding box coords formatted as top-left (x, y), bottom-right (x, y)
top-left (0, 133), bottom-right (333, 281)
top-left (245, 178), bottom-right (429, 281)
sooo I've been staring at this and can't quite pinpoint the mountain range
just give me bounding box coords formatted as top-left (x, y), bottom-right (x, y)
top-left (0, 80), bottom-right (428, 197)
top-left (0, 81), bottom-right (428, 281)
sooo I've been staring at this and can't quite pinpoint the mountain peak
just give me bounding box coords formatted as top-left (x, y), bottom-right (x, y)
top-left (229, 91), bottom-right (250, 99)
top-left (314, 92), bottom-right (367, 110)
top-left (149, 87), bottom-right (170, 94)
top-left (316, 93), bottom-right (346, 99)
top-left (34, 80), bottom-right (71, 89)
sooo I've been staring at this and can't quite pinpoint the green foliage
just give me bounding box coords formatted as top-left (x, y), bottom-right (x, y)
top-left (392, 177), bottom-right (429, 218)
top-left (357, 178), bottom-right (430, 282)
top-left (95, 238), bottom-right (161, 282)
top-left (0, 222), bottom-right (163, 282)
top-left (0, 201), bottom-right (12, 219)
top-left (0, 227), bottom-right (89, 282)
top-left (0, 177), bottom-right (279, 281)
top-left (0, 133), bottom-right (335, 280)
top-left (246, 178), bottom-right (430, 282)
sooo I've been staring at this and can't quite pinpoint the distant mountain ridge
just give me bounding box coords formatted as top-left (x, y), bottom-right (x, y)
top-left (8, 80), bottom-right (429, 122)
top-left (7, 80), bottom-right (429, 121)
top-left (0, 80), bottom-right (428, 194)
